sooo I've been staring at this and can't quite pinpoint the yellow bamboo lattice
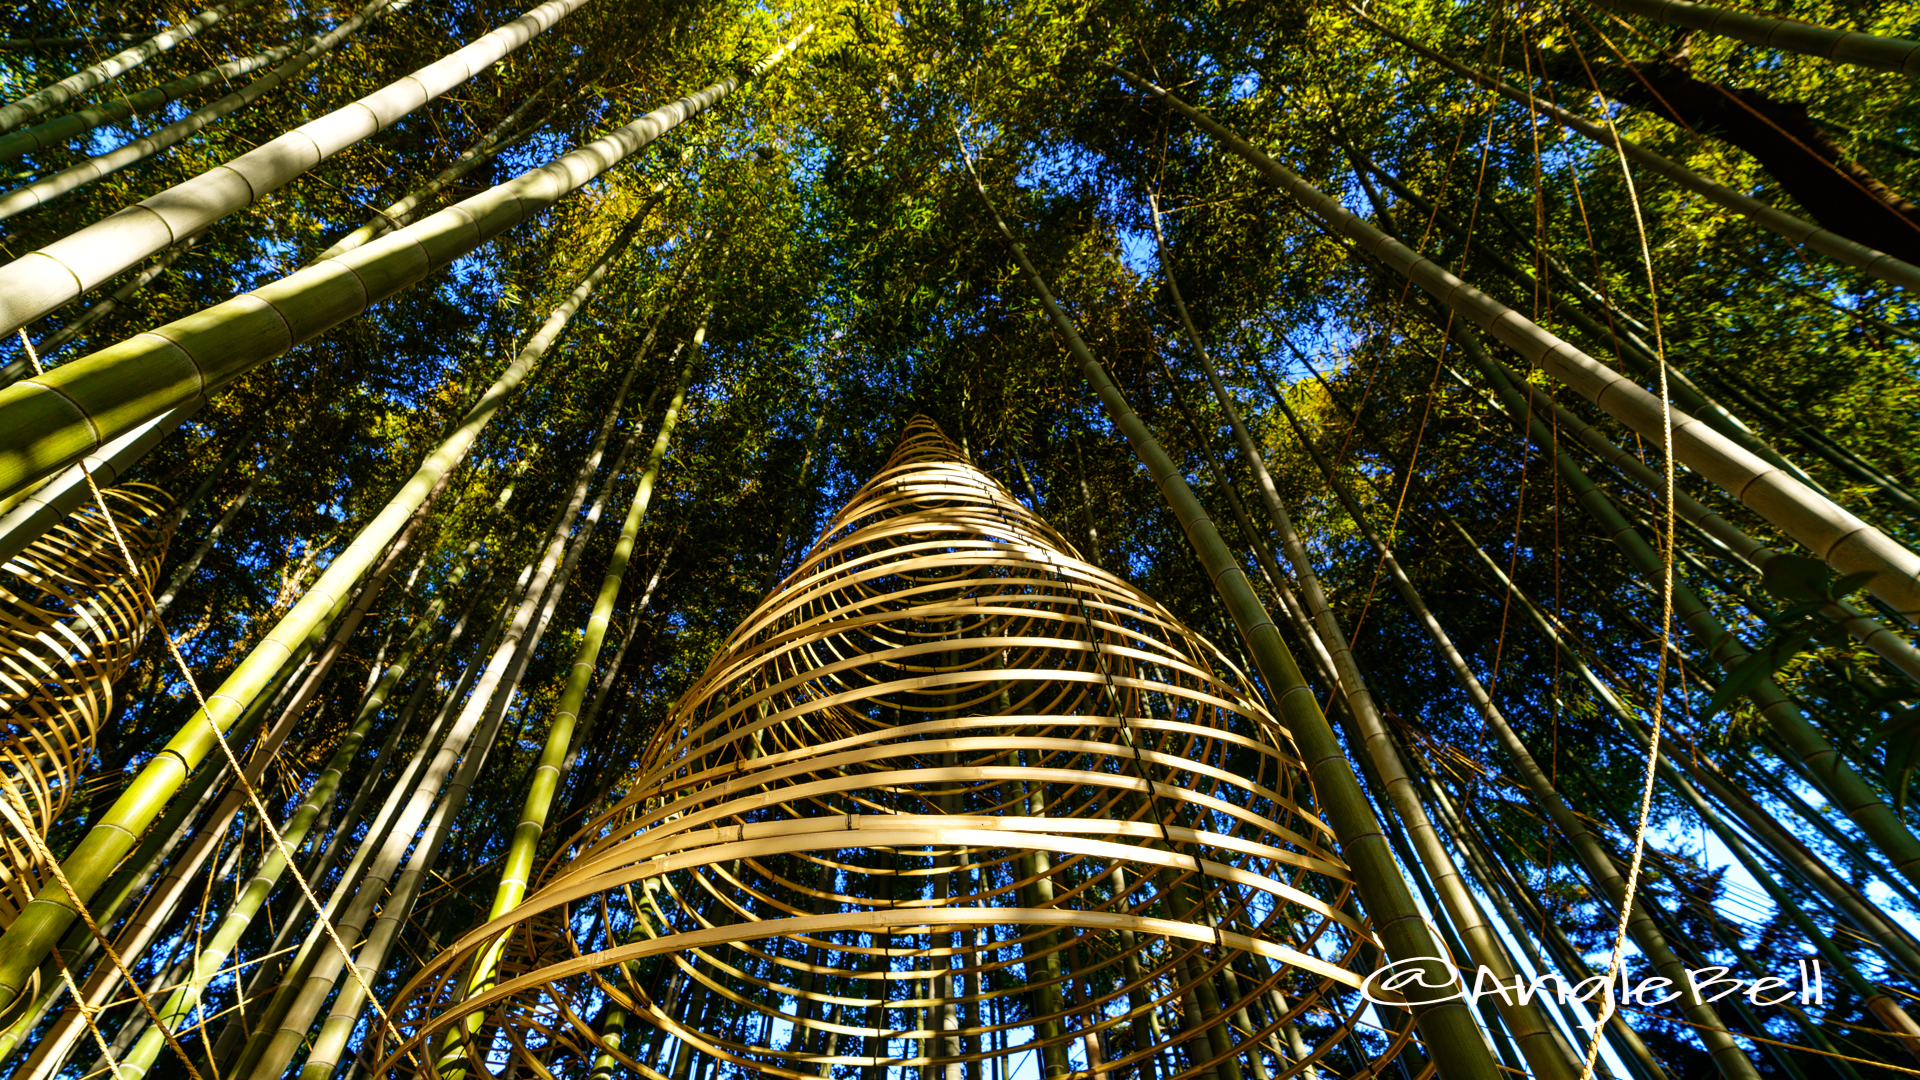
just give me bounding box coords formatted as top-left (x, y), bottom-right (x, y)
top-left (1, 484), bottom-right (175, 930)
top-left (380, 418), bottom-right (1422, 1080)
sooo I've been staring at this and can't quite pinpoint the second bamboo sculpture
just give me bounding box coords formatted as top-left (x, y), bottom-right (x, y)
top-left (1, 483), bottom-right (174, 929)
top-left (383, 419), bottom-right (1418, 1080)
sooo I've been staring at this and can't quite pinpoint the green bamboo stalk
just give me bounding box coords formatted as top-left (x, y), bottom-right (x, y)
top-left (8, 461), bottom-right (446, 1074)
top-left (0, 34), bottom-right (147, 49)
top-left (214, 576), bottom-right (511, 1075)
top-left (110, 563), bottom-right (476, 1079)
top-left (0, 0), bottom-right (406, 222)
top-left (1351, 156), bottom-right (1845, 510)
top-left (0, 657), bottom-right (295, 1065)
top-left (1151, 199), bottom-right (1584, 1080)
top-left (0, 402), bottom-right (202, 563)
top-left (1259, 351), bottom-right (1769, 1078)
top-left (439, 343), bottom-right (702, 1076)
top-left (0, 26), bottom-right (812, 498)
top-left (235, 268), bottom-right (672, 1080)
top-left (0, 0), bottom-right (261, 133)
top-left (1405, 751), bottom-right (1663, 1080)
top-left (1260, 341), bottom-right (1920, 969)
top-left (434, 306), bottom-right (701, 1080)
top-left (0, 189), bottom-right (654, 1019)
top-left (1104, 64), bottom-right (1920, 630)
top-left (0, 34), bottom-right (306, 163)
top-left (0, 237), bottom-right (203, 389)
top-left (959, 144), bottom-right (1499, 1080)
top-left (1588, 0), bottom-right (1920, 75)
top-left (1347, 18), bottom-right (1920, 292)
top-left (1449, 321), bottom-right (1920, 893)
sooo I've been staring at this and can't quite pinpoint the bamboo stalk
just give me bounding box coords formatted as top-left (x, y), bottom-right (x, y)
top-left (235, 239), bottom-right (663, 1080)
top-left (0, 0), bottom-right (405, 222)
top-left (0, 186), bottom-right (656, 1017)
top-left (1447, 320), bottom-right (1920, 891)
top-left (311, 66), bottom-right (575, 262)
top-left (1588, 0), bottom-right (1920, 75)
top-left (1346, 17), bottom-right (1920, 292)
top-left (3, 236), bottom-right (205, 384)
top-left (0, 26), bottom-right (813, 503)
top-left (1151, 201), bottom-right (1583, 1079)
top-left (960, 148), bottom-right (1500, 1080)
top-left (1105, 64), bottom-right (1920, 629)
top-left (0, 403), bottom-right (201, 564)
top-left (0, 0), bottom-right (262, 134)
top-left (436, 292), bottom-right (700, 1079)
top-left (0, 0), bottom-right (688, 338)
top-left (0, 35), bottom-right (307, 164)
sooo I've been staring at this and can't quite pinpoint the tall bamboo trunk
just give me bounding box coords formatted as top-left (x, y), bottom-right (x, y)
top-left (1150, 197), bottom-right (1584, 1080)
top-left (0, 32), bottom-right (311, 164)
top-left (0, 0), bottom-right (262, 132)
top-left (0, 0), bottom-right (642, 337)
top-left (312, 65), bottom-right (578, 262)
top-left (1588, 0), bottom-right (1920, 75)
top-left (236, 252), bottom-right (670, 1080)
top-left (1343, 20), bottom-right (1920, 292)
top-left (0, 0), bottom-right (405, 222)
top-left (0, 26), bottom-right (814, 502)
top-left (1103, 65), bottom-right (1920, 631)
top-left (960, 148), bottom-right (1499, 1080)
top-left (0, 187), bottom-right (656, 1018)
top-left (437, 324), bottom-right (701, 1077)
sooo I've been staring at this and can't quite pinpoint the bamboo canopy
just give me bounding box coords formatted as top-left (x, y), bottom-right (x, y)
top-left (0, 484), bottom-right (173, 930)
top-left (379, 418), bottom-right (1416, 1080)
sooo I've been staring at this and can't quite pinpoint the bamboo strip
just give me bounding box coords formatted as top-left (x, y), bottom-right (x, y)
top-left (378, 419), bottom-right (1417, 1080)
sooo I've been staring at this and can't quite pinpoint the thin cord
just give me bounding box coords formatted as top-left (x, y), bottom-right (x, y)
top-left (1544, 22), bottom-right (1679, 1077)
top-left (0, 788), bottom-right (127, 1080)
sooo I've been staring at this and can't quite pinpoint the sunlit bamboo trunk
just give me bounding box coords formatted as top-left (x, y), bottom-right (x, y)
top-left (1151, 198), bottom-right (1586, 1080)
top-left (0, 26), bottom-right (813, 503)
top-left (0, 0), bottom-right (625, 338)
top-left (0, 35), bottom-right (305, 164)
top-left (437, 315), bottom-right (701, 1078)
top-left (1104, 65), bottom-right (1920, 632)
top-left (0, 181), bottom-right (659, 1018)
top-left (0, 0), bottom-right (404, 222)
top-left (1588, 0), bottom-right (1920, 74)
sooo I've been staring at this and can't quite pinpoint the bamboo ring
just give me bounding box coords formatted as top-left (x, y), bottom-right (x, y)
top-left (1, 483), bottom-right (174, 931)
top-left (380, 420), bottom-right (1425, 1080)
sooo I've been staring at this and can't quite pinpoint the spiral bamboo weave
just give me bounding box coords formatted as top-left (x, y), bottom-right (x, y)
top-left (1, 483), bottom-right (174, 930)
top-left (382, 419), bottom-right (1421, 1080)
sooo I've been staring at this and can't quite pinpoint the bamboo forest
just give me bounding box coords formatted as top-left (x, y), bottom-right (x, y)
top-left (5, 0), bottom-right (1920, 1076)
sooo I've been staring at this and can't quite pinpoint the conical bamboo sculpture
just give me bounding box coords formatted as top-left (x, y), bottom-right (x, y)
top-left (382, 419), bottom-right (1418, 1080)
top-left (1, 483), bottom-right (174, 930)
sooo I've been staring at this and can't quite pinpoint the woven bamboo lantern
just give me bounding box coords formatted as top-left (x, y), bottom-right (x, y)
top-left (384, 419), bottom-right (1419, 1080)
top-left (1, 483), bottom-right (174, 929)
